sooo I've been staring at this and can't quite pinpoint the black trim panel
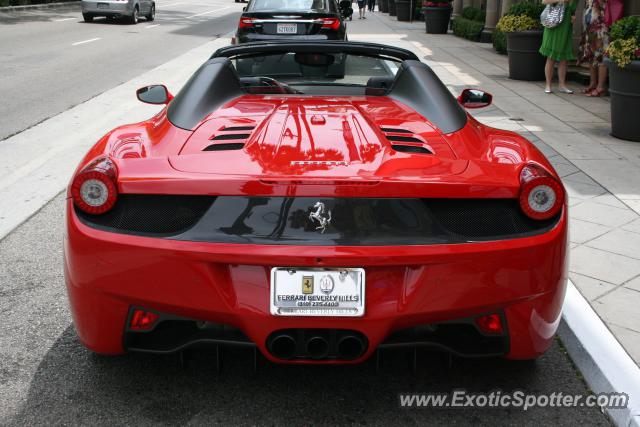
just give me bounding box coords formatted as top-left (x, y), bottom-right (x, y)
top-left (77, 196), bottom-right (560, 245)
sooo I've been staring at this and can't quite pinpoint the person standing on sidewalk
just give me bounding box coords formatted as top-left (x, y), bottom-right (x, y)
top-left (539, 0), bottom-right (578, 94)
top-left (356, 0), bottom-right (367, 18)
top-left (367, 0), bottom-right (375, 12)
top-left (577, 0), bottom-right (621, 97)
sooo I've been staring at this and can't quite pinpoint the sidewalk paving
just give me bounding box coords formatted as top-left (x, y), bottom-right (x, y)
top-left (349, 12), bottom-right (640, 365)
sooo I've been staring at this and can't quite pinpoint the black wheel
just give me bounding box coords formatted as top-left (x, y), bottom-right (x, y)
top-left (146, 4), bottom-right (155, 21)
top-left (128, 6), bottom-right (139, 24)
top-left (82, 13), bottom-right (94, 22)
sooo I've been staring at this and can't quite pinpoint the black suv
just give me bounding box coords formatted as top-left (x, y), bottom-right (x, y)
top-left (234, 0), bottom-right (347, 44)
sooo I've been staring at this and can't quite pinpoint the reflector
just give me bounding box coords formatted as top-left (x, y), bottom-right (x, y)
top-left (475, 313), bottom-right (503, 335)
top-left (130, 309), bottom-right (160, 331)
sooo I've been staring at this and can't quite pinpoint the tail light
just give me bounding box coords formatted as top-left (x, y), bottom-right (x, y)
top-left (519, 163), bottom-right (564, 220)
top-left (321, 18), bottom-right (340, 30)
top-left (70, 156), bottom-right (118, 215)
top-left (129, 309), bottom-right (160, 331)
top-left (475, 313), bottom-right (503, 335)
top-left (238, 17), bottom-right (255, 28)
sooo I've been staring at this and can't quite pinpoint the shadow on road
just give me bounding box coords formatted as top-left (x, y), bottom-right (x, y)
top-left (10, 324), bottom-right (609, 426)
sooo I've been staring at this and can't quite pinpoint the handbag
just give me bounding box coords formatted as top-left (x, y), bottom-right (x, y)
top-left (541, 2), bottom-right (565, 29)
top-left (604, 0), bottom-right (624, 28)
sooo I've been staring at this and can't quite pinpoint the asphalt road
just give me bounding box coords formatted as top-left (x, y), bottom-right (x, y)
top-left (0, 0), bottom-right (243, 141)
top-left (0, 193), bottom-right (610, 426)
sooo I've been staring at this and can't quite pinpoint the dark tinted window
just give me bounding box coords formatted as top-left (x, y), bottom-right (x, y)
top-left (248, 0), bottom-right (328, 11)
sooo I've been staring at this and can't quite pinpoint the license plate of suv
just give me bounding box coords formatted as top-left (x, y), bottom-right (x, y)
top-left (97, 2), bottom-right (109, 9)
top-left (270, 268), bottom-right (365, 317)
top-left (276, 23), bottom-right (298, 34)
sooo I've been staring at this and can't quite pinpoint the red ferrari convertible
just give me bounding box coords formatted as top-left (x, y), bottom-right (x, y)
top-left (64, 41), bottom-right (567, 363)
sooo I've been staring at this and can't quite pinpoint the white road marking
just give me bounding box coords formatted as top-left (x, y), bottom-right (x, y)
top-left (54, 17), bottom-right (76, 22)
top-left (145, 24), bottom-right (160, 28)
top-left (186, 6), bottom-right (231, 18)
top-left (72, 37), bottom-right (101, 46)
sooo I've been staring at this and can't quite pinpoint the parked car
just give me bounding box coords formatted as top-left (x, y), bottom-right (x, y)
top-left (64, 41), bottom-right (567, 364)
top-left (80, 0), bottom-right (155, 24)
top-left (234, 0), bottom-right (346, 44)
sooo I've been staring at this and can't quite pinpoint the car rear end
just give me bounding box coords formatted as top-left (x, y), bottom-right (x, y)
top-left (81, 0), bottom-right (133, 18)
top-left (235, 0), bottom-right (346, 43)
top-left (64, 137), bottom-right (568, 363)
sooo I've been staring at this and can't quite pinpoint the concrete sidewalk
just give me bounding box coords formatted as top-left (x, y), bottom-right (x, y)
top-left (348, 12), bottom-right (640, 366)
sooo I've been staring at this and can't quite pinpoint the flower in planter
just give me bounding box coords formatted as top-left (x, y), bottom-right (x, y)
top-left (496, 14), bottom-right (539, 33)
top-left (606, 16), bottom-right (640, 68)
top-left (423, 1), bottom-right (451, 7)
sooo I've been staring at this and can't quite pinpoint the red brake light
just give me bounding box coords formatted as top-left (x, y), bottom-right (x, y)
top-left (519, 163), bottom-right (564, 220)
top-left (321, 18), bottom-right (340, 30)
top-left (70, 156), bottom-right (118, 215)
top-left (475, 314), bottom-right (503, 335)
top-left (239, 17), bottom-right (255, 28)
top-left (130, 309), bottom-right (160, 331)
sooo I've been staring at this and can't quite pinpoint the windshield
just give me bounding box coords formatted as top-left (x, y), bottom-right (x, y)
top-left (233, 52), bottom-right (400, 89)
top-left (248, 0), bottom-right (328, 11)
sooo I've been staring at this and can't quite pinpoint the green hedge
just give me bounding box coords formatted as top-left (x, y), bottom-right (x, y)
top-left (461, 6), bottom-right (485, 22)
top-left (452, 16), bottom-right (484, 41)
top-left (492, 28), bottom-right (507, 54)
top-left (0, 0), bottom-right (76, 6)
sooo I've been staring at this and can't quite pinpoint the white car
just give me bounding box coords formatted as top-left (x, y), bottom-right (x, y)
top-left (80, 0), bottom-right (155, 24)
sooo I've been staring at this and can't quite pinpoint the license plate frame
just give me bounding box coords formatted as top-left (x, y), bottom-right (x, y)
top-left (276, 23), bottom-right (298, 34)
top-left (270, 267), bottom-right (365, 317)
top-left (97, 2), bottom-right (109, 9)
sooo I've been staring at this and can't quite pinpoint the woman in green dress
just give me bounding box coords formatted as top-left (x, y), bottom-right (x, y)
top-left (539, 0), bottom-right (578, 94)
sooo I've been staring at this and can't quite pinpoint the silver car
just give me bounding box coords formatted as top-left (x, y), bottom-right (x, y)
top-left (81, 0), bottom-right (155, 24)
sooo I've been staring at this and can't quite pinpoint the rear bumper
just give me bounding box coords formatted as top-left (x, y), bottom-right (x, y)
top-left (81, 1), bottom-right (132, 15)
top-left (64, 198), bottom-right (568, 363)
top-left (237, 32), bottom-right (344, 44)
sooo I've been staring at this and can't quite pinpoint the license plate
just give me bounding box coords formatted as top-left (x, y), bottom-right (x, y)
top-left (270, 268), bottom-right (365, 317)
top-left (97, 2), bottom-right (109, 9)
top-left (276, 23), bottom-right (298, 34)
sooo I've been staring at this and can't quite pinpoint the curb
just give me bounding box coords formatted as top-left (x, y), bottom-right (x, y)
top-left (558, 281), bottom-right (640, 427)
top-left (0, 1), bottom-right (79, 12)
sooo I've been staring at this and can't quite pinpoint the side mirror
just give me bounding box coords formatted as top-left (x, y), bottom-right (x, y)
top-left (136, 85), bottom-right (173, 105)
top-left (457, 88), bottom-right (492, 109)
top-left (242, 6), bottom-right (246, 11)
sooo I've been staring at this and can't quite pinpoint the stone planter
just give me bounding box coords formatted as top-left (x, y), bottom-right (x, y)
top-left (606, 58), bottom-right (640, 142)
top-left (423, 6), bottom-right (451, 34)
top-left (379, 0), bottom-right (388, 13)
top-left (506, 30), bottom-right (546, 81)
top-left (395, 0), bottom-right (411, 21)
top-left (388, 0), bottom-right (396, 16)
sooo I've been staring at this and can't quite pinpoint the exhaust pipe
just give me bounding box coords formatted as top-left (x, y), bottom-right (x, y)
top-left (337, 335), bottom-right (366, 360)
top-left (268, 334), bottom-right (297, 360)
top-left (305, 336), bottom-right (330, 359)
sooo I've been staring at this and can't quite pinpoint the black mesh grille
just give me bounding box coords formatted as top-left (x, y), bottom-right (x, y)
top-left (427, 199), bottom-right (558, 238)
top-left (75, 195), bottom-right (214, 236)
